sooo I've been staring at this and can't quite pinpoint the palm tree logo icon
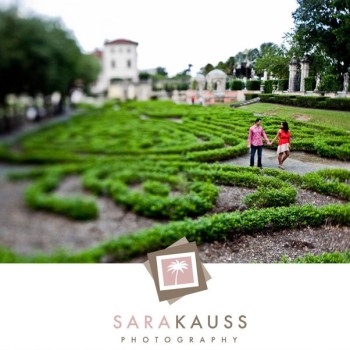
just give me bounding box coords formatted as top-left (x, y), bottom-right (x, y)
top-left (167, 259), bottom-right (189, 285)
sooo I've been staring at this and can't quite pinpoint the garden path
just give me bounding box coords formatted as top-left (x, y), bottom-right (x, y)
top-left (221, 149), bottom-right (350, 174)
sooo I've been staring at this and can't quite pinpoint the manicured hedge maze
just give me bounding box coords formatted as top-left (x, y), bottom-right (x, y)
top-left (1, 100), bottom-right (349, 262)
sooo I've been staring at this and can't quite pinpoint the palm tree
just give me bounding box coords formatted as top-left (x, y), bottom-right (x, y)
top-left (167, 259), bottom-right (189, 285)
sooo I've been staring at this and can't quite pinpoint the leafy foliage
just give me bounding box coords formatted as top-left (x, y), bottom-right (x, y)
top-left (0, 7), bottom-right (99, 102)
top-left (292, 0), bottom-right (350, 75)
top-left (255, 43), bottom-right (290, 79)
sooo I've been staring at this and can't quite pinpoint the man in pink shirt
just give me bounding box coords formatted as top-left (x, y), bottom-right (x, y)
top-left (247, 118), bottom-right (271, 168)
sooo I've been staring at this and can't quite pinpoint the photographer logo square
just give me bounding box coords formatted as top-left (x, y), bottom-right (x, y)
top-left (157, 252), bottom-right (199, 291)
top-left (146, 240), bottom-right (209, 303)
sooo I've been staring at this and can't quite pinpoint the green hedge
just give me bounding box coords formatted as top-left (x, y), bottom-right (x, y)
top-left (259, 93), bottom-right (350, 111)
top-left (286, 251), bottom-right (350, 263)
top-left (231, 80), bottom-right (244, 90)
top-left (304, 77), bottom-right (314, 92)
top-left (263, 80), bottom-right (278, 93)
top-left (25, 172), bottom-right (98, 220)
top-left (1, 203), bottom-right (349, 263)
top-left (246, 80), bottom-right (261, 91)
top-left (278, 79), bottom-right (288, 91)
top-left (244, 186), bottom-right (297, 209)
top-left (244, 93), bottom-right (260, 101)
top-left (319, 74), bottom-right (341, 92)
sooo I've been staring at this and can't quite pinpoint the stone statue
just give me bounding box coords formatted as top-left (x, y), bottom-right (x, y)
top-left (343, 72), bottom-right (349, 93)
top-left (198, 81), bottom-right (205, 92)
top-left (314, 74), bottom-right (321, 92)
top-left (251, 68), bottom-right (255, 79)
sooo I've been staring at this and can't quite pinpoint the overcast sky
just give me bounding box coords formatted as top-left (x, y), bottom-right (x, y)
top-left (1, 0), bottom-right (298, 76)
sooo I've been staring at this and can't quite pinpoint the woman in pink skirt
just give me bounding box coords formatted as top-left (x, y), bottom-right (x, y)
top-left (271, 121), bottom-right (291, 170)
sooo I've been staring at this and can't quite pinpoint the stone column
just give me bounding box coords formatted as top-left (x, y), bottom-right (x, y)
top-left (195, 74), bottom-right (206, 99)
top-left (343, 72), bottom-right (349, 93)
top-left (288, 56), bottom-right (299, 92)
top-left (300, 55), bottom-right (310, 93)
top-left (263, 70), bottom-right (268, 81)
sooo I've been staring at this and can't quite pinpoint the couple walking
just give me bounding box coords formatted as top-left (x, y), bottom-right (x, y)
top-left (247, 118), bottom-right (291, 170)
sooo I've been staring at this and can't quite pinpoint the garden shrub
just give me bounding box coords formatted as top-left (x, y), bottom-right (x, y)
top-left (288, 251), bottom-right (350, 263)
top-left (319, 74), bottom-right (341, 92)
top-left (246, 80), bottom-right (261, 91)
top-left (25, 172), bottom-right (98, 220)
top-left (278, 79), bottom-right (288, 91)
top-left (258, 93), bottom-right (350, 111)
top-left (304, 77), bottom-right (314, 91)
top-left (143, 180), bottom-right (171, 196)
top-left (263, 80), bottom-right (277, 93)
top-left (244, 93), bottom-right (260, 101)
top-left (231, 80), bottom-right (244, 90)
top-left (244, 186), bottom-right (297, 209)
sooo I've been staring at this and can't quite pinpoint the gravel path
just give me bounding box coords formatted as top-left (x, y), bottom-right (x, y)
top-left (0, 173), bottom-right (157, 255)
top-left (221, 148), bottom-right (350, 174)
top-left (198, 226), bottom-right (350, 263)
top-left (0, 109), bottom-right (74, 145)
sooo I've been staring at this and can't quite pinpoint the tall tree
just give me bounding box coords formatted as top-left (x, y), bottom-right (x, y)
top-left (259, 42), bottom-right (279, 56)
top-left (292, 0), bottom-right (350, 74)
top-left (247, 48), bottom-right (260, 62)
top-left (254, 43), bottom-right (290, 79)
top-left (0, 7), bottom-right (98, 103)
top-left (155, 67), bottom-right (168, 77)
top-left (215, 61), bottom-right (228, 73)
top-left (225, 56), bottom-right (236, 75)
top-left (200, 63), bottom-right (214, 75)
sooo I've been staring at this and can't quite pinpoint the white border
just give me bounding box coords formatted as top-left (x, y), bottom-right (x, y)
top-left (0, 264), bottom-right (349, 350)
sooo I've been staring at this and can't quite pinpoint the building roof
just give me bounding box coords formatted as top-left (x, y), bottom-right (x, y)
top-left (193, 73), bottom-right (206, 82)
top-left (92, 49), bottom-right (103, 58)
top-left (104, 38), bottom-right (138, 46)
top-left (206, 69), bottom-right (227, 78)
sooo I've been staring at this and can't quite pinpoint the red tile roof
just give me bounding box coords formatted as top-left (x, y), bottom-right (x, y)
top-left (104, 38), bottom-right (138, 46)
top-left (92, 49), bottom-right (103, 58)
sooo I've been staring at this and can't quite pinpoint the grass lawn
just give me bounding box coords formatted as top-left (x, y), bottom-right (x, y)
top-left (239, 103), bottom-right (350, 131)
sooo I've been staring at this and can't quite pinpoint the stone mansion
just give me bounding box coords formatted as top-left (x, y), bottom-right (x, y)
top-left (91, 38), bottom-right (151, 100)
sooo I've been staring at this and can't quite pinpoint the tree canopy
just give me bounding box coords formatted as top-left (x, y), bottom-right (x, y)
top-left (292, 0), bottom-right (350, 75)
top-left (0, 7), bottom-right (99, 103)
top-left (254, 43), bottom-right (290, 79)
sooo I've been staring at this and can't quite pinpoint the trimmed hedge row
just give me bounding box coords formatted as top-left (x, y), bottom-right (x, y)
top-left (246, 80), bottom-right (261, 91)
top-left (287, 250), bottom-right (350, 263)
top-left (82, 166), bottom-right (218, 220)
top-left (231, 80), bottom-right (245, 90)
top-left (25, 172), bottom-right (98, 220)
top-left (9, 161), bottom-right (349, 222)
top-left (1, 101), bottom-right (349, 164)
top-left (186, 141), bottom-right (247, 161)
top-left (259, 93), bottom-right (350, 111)
top-left (244, 186), bottom-right (297, 209)
top-left (109, 180), bottom-right (218, 220)
top-left (1, 203), bottom-right (349, 263)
